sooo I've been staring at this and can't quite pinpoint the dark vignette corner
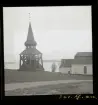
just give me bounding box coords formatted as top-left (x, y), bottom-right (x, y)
top-left (0, 6), bottom-right (4, 100)
top-left (92, 4), bottom-right (98, 97)
top-left (0, 2), bottom-right (98, 101)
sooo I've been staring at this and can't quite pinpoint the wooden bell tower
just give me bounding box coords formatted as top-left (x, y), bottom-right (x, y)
top-left (19, 13), bottom-right (44, 71)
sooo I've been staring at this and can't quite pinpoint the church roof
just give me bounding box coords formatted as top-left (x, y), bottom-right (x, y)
top-left (75, 52), bottom-right (92, 57)
top-left (59, 59), bottom-right (73, 68)
top-left (20, 47), bottom-right (42, 55)
top-left (25, 22), bottom-right (37, 46)
top-left (59, 58), bottom-right (92, 67)
top-left (72, 59), bottom-right (92, 64)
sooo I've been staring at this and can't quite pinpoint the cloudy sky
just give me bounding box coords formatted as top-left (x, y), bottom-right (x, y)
top-left (3, 6), bottom-right (92, 62)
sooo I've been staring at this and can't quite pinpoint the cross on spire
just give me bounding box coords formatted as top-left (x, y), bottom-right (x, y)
top-left (29, 13), bottom-right (31, 22)
top-left (24, 13), bottom-right (37, 47)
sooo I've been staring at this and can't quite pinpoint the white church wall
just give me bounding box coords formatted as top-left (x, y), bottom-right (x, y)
top-left (71, 64), bottom-right (92, 75)
top-left (59, 67), bottom-right (70, 74)
top-left (87, 64), bottom-right (92, 75)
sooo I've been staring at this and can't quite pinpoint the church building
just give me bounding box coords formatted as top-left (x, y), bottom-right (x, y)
top-left (59, 52), bottom-right (92, 75)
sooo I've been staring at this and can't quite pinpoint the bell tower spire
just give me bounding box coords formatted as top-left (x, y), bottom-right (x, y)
top-left (29, 13), bottom-right (31, 22)
top-left (19, 13), bottom-right (44, 71)
top-left (25, 13), bottom-right (37, 48)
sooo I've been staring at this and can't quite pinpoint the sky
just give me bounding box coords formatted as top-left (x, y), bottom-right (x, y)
top-left (3, 6), bottom-right (92, 62)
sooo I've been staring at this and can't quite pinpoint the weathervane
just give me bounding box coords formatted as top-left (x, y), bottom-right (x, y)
top-left (29, 13), bottom-right (31, 22)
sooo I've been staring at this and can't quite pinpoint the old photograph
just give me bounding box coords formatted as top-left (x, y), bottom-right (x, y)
top-left (4, 6), bottom-right (93, 96)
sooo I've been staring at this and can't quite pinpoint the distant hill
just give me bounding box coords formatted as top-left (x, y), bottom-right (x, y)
top-left (5, 62), bottom-right (16, 64)
top-left (43, 60), bottom-right (61, 62)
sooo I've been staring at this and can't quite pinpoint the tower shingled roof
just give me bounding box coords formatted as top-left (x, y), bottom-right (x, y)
top-left (25, 22), bottom-right (37, 47)
top-left (20, 47), bottom-right (41, 55)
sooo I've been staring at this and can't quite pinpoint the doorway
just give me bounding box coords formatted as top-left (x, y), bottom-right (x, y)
top-left (84, 66), bottom-right (87, 74)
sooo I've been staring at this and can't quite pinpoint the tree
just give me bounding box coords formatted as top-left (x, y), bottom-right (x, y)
top-left (51, 62), bottom-right (57, 72)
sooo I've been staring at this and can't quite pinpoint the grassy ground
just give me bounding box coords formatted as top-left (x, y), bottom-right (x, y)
top-left (5, 81), bottom-right (93, 96)
top-left (5, 69), bottom-right (93, 84)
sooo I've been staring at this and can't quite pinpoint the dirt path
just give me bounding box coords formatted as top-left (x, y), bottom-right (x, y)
top-left (5, 80), bottom-right (92, 91)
